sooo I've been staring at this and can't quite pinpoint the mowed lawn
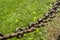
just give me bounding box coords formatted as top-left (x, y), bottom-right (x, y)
top-left (0, 0), bottom-right (56, 40)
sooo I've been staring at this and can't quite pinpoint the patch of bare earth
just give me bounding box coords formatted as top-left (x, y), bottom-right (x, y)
top-left (44, 12), bottom-right (60, 40)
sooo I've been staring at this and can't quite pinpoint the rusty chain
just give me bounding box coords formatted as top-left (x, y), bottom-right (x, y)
top-left (0, 0), bottom-right (60, 40)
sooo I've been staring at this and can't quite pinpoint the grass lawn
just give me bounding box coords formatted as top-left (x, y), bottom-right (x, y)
top-left (0, 0), bottom-right (57, 40)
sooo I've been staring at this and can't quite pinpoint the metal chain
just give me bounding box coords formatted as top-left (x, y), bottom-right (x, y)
top-left (0, 0), bottom-right (60, 40)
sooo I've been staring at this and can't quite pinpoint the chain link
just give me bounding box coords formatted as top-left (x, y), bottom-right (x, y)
top-left (0, 0), bottom-right (60, 40)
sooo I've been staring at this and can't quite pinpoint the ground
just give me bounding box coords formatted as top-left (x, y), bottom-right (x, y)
top-left (0, 0), bottom-right (60, 40)
top-left (43, 12), bottom-right (60, 40)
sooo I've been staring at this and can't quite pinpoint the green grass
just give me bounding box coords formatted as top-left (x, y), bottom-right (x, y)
top-left (0, 0), bottom-right (56, 40)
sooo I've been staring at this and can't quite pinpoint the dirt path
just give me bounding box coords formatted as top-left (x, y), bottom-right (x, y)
top-left (44, 12), bottom-right (60, 40)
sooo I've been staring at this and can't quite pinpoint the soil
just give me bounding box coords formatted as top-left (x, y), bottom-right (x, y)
top-left (44, 12), bottom-right (60, 40)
